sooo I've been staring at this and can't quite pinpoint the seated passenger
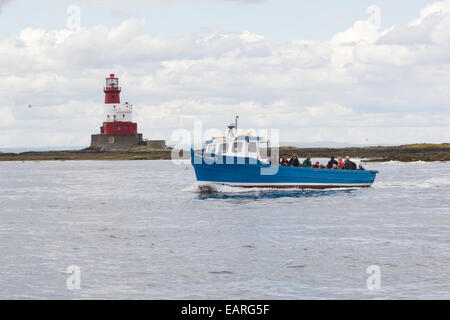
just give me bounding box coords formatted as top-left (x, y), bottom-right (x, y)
top-left (338, 156), bottom-right (344, 168)
top-left (332, 163), bottom-right (338, 169)
top-left (279, 156), bottom-right (289, 167)
top-left (289, 154), bottom-right (300, 167)
top-left (319, 164), bottom-right (325, 169)
top-left (327, 156), bottom-right (338, 169)
top-left (358, 163), bottom-right (365, 170)
top-left (303, 157), bottom-right (312, 168)
top-left (344, 156), bottom-right (357, 170)
top-left (313, 161), bottom-right (320, 168)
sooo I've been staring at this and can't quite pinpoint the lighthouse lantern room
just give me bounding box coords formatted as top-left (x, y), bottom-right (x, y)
top-left (101, 74), bottom-right (138, 135)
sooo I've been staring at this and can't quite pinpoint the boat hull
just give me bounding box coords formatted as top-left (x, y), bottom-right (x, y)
top-left (191, 150), bottom-right (377, 189)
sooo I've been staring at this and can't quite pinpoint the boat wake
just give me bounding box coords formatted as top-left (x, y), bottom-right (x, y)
top-left (184, 182), bottom-right (272, 194)
top-left (373, 177), bottom-right (450, 189)
top-left (184, 182), bottom-right (360, 200)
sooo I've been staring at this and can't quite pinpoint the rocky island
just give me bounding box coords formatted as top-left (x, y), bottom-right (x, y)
top-left (1, 143), bottom-right (449, 162)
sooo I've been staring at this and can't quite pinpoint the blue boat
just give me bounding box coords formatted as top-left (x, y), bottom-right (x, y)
top-left (191, 119), bottom-right (378, 189)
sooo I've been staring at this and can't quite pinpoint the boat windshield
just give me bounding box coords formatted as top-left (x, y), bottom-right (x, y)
top-left (232, 142), bottom-right (243, 153)
top-left (248, 141), bottom-right (257, 153)
top-left (206, 143), bottom-right (216, 154)
top-left (203, 138), bottom-right (264, 161)
top-left (218, 143), bottom-right (229, 154)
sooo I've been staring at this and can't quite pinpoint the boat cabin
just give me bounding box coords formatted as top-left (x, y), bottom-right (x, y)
top-left (204, 122), bottom-right (266, 161)
top-left (205, 137), bottom-right (262, 159)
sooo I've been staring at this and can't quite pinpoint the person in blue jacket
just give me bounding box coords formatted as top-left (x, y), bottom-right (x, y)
top-left (327, 156), bottom-right (338, 168)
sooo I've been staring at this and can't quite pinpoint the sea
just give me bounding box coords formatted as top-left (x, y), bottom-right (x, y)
top-left (0, 159), bottom-right (449, 299)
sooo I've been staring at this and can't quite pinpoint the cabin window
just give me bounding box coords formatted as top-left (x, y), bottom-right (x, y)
top-left (218, 143), bottom-right (228, 154)
top-left (232, 142), bottom-right (243, 153)
top-left (248, 141), bottom-right (257, 153)
top-left (206, 144), bottom-right (216, 154)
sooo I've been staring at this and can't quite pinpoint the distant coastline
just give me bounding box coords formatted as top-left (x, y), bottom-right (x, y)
top-left (276, 143), bottom-right (450, 162)
top-left (0, 143), bottom-right (449, 162)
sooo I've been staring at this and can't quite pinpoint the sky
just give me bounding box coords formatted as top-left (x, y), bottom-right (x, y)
top-left (0, 0), bottom-right (449, 148)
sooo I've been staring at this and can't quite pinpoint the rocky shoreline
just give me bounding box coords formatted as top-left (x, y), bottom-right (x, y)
top-left (0, 148), bottom-right (174, 162)
top-left (0, 144), bottom-right (449, 162)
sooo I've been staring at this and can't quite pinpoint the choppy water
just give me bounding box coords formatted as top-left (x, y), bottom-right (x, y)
top-left (0, 159), bottom-right (449, 299)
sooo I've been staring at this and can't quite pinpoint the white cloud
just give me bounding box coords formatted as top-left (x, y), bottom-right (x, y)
top-left (1, 1), bottom-right (450, 147)
top-left (410, 0), bottom-right (450, 26)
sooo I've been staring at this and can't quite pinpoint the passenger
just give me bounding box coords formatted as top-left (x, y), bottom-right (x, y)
top-left (327, 156), bottom-right (338, 169)
top-left (344, 156), bottom-right (357, 170)
top-left (358, 163), bottom-right (365, 170)
top-left (313, 161), bottom-right (320, 168)
top-left (303, 157), bottom-right (312, 168)
top-left (289, 154), bottom-right (300, 167)
top-left (279, 156), bottom-right (289, 167)
top-left (338, 156), bottom-right (344, 168)
top-left (319, 164), bottom-right (325, 169)
top-left (332, 163), bottom-right (338, 169)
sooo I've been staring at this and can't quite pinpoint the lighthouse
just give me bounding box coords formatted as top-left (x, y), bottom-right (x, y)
top-left (101, 74), bottom-right (138, 135)
top-left (89, 74), bottom-right (144, 151)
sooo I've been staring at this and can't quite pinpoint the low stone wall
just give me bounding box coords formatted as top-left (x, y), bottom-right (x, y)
top-left (146, 140), bottom-right (166, 149)
top-left (90, 134), bottom-right (143, 151)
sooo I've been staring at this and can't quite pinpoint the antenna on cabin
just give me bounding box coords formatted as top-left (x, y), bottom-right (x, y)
top-left (235, 115), bottom-right (239, 132)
